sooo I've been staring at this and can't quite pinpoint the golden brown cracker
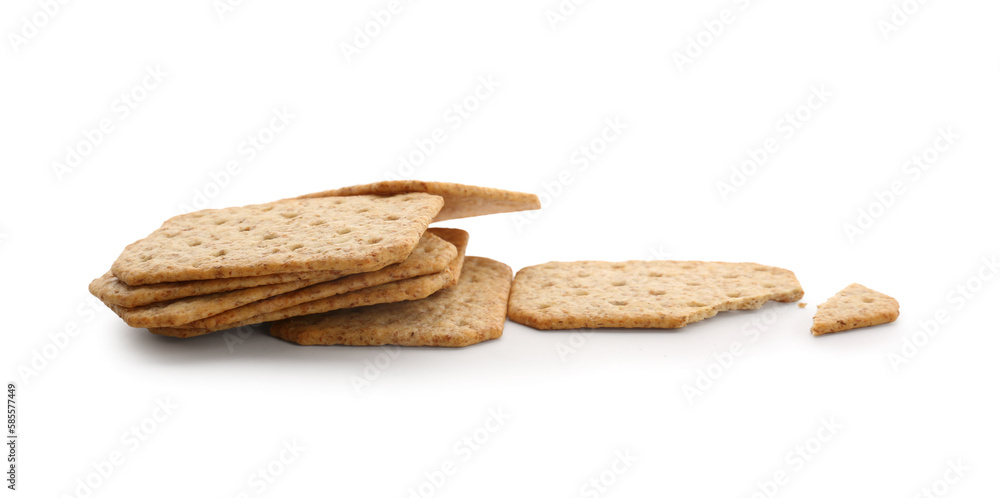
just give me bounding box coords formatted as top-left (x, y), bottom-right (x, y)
top-left (270, 257), bottom-right (512, 347)
top-left (147, 229), bottom-right (469, 338)
top-left (111, 193), bottom-right (442, 285)
top-left (101, 231), bottom-right (456, 328)
top-left (507, 260), bottom-right (804, 329)
top-left (297, 181), bottom-right (539, 222)
top-left (811, 283), bottom-right (899, 336)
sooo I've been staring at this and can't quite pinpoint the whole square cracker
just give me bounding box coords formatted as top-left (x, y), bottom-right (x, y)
top-left (296, 181), bottom-right (540, 222)
top-left (811, 283), bottom-right (899, 336)
top-left (270, 256), bottom-right (512, 347)
top-left (507, 260), bottom-right (804, 329)
top-left (99, 231), bottom-right (457, 328)
top-left (111, 193), bottom-right (443, 286)
top-left (147, 229), bottom-right (469, 338)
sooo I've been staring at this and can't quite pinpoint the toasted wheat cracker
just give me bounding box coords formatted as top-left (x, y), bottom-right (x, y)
top-left (507, 260), bottom-right (804, 329)
top-left (111, 193), bottom-right (443, 286)
top-left (270, 257), bottom-right (512, 347)
top-left (102, 231), bottom-right (456, 328)
top-left (147, 229), bottom-right (469, 338)
top-left (296, 181), bottom-right (540, 222)
top-left (170, 228), bottom-right (461, 330)
top-left (811, 283), bottom-right (899, 336)
top-left (91, 266), bottom-right (368, 308)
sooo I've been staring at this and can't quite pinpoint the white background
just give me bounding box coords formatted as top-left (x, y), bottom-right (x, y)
top-left (2, 0), bottom-right (999, 496)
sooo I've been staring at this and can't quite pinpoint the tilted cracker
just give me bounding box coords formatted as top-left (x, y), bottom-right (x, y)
top-left (507, 260), bottom-right (804, 330)
top-left (270, 257), bottom-right (512, 347)
top-left (100, 231), bottom-right (456, 328)
top-left (296, 181), bottom-right (540, 222)
top-left (811, 283), bottom-right (899, 336)
top-left (147, 229), bottom-right (469, 338)
top-left (166, 229), bottom-right (459, 330)
top-left (111, 193), bottom-right (443, 285)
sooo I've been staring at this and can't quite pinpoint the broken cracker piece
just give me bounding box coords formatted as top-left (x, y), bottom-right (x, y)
top-left (507, 260), bottom-right (804, 330)
top-left (811, 283), bottom-right (899, 336)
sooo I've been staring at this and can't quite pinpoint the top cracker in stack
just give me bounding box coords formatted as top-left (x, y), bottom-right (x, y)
top-left (111, 193), bottom-right (444, 285)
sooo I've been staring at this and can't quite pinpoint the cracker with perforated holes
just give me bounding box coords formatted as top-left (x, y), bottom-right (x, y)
top-left (296, 181), bottom-right (540, 222)
top-left (99, 230), bottom-right (457, 328)
top-left (147, 228), bottom-right (469, 338)
top-left (270, 257), bottom-right (512, 347)
top-left (811, 283), bottom-right (899, 336)
top-left (507, 260), bottom-right (804, 329)
top-left (110, 193), bottom-right (443, 286)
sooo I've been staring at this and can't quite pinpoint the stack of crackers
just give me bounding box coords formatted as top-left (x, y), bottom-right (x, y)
top-left (90, 181), bottom-right (540, 347)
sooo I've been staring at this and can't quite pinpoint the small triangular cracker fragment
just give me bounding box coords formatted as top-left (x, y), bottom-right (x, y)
top-left (811, 284), bottom-right (899, 336)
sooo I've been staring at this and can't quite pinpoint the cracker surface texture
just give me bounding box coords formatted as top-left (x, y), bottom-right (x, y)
top-left (270, 257), bottom-right (512, 347)
top-left (297, 181), bottom-right (540, 222)
top-left (507, 260), bottom-right (804, 330)
top-left (811, 283), bottom-right (899, 336)
top-left (147, 228), bottom-right (469, 338)
top-left (90, 266), bottom-right (367, 308)
top-left (101, 231), bottom-right (455, 328)
top-left (111, 193), bottom-right (443, 285)
top-left (172, 229), bottom-right (458, 330)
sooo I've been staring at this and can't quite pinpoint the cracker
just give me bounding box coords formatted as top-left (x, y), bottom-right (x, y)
top-left (270, 257), bottom-right (512, 347)
top-left (90, 267), bottom-right (362, 308)
top-left (297, 181), bottom-right (540, 222)
top-left (111, 193), bottom-right (443, 285)
top-left (507, 260), bottom-right (804, 329)
top-left (147, 229), bottom-right (469, 338)
top-left (811, 283), bottom-right (899, 336)
top-left (101, 231), bottom-right (456, 328)
top-left (168, 228), bottom-right (459, 330)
